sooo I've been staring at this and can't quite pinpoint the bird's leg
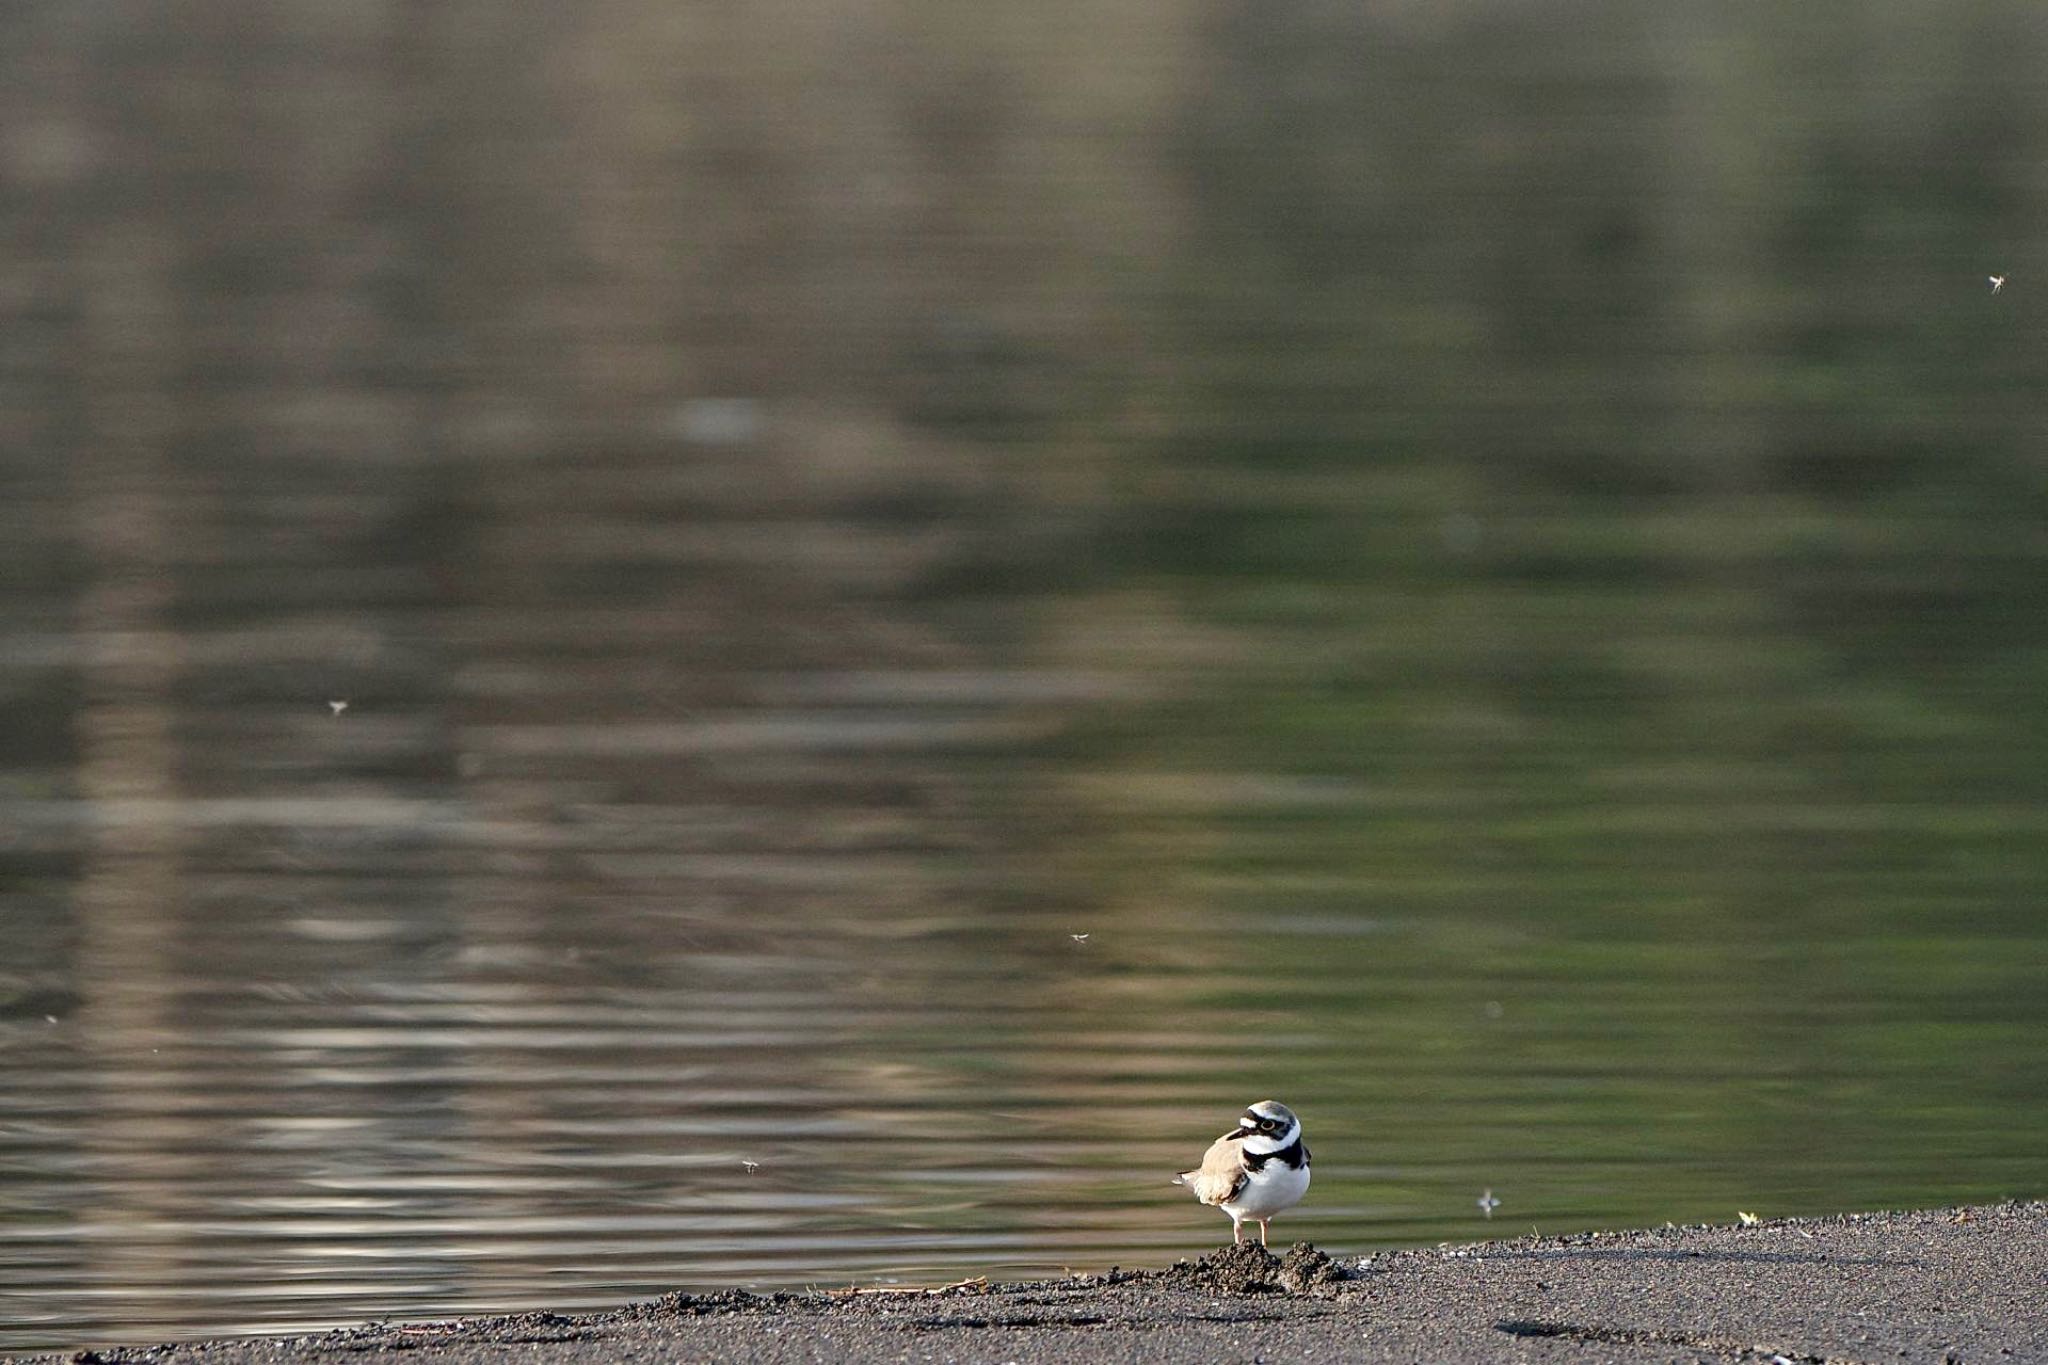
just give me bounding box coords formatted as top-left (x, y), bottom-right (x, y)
top-left (1256, 1219), bottom-right (1269, 1248)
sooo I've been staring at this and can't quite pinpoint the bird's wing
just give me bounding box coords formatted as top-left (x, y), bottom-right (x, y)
top-left (1176, 1134), bottom-right (1249, 1206)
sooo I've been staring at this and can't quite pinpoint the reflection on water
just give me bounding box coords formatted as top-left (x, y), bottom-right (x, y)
top-left (5, 0), bottom-right (2048, 1351)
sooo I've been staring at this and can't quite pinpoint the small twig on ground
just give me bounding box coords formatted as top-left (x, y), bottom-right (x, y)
top-left (829, 1276), bottom-right (989, 1299)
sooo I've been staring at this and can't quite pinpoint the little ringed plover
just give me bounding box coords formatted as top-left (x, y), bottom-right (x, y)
top-left (1173, 1099), bottom-right (1311, 1246)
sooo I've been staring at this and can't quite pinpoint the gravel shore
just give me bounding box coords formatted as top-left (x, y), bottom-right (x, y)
top-left (15, 1203), bottom-right (2042, 1364)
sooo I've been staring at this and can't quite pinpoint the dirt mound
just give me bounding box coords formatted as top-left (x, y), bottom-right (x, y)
top-left (1146, 1241), bottom-right (1345, 1294)
top-left (636, 1288), bottom-right (811, 1318)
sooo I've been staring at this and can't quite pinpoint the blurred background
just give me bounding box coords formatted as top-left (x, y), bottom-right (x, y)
top-left (4, 0), bottom-right (2048, 1350)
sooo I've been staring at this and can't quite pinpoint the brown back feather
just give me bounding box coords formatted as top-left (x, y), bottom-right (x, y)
top-left (1177, 1134), bottom-right (1250, 1206)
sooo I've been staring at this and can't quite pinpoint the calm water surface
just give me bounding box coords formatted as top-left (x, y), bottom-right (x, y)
top-left (5, 0), bottom-right (2048, 1350)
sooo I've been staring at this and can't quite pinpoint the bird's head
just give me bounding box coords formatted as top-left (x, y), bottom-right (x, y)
top-left (1227, 1099), bottom-right (1300, 1152)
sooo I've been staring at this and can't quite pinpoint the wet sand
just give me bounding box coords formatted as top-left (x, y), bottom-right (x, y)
top-left (17, 1203), bottom-right (2042, 1364)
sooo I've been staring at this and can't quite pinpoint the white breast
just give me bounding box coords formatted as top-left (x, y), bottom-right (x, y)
top-left (1221, 1158), bottom-right (1310, 1220)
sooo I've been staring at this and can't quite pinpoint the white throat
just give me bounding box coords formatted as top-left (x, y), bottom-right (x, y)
top-left (1241, 1121), bottom-right (1299, 1156)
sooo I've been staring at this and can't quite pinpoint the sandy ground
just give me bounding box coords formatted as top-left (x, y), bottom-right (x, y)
top-left (14, 1203), bottom-right (2043, 1365)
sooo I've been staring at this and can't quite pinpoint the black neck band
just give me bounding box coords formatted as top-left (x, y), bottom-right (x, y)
top-left (1245, 1136), bottom-right (1307, 1171)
